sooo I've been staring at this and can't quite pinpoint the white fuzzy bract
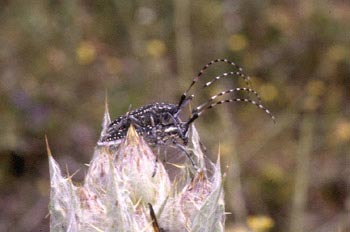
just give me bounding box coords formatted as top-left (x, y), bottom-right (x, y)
top-left (48, 103), bottom-right (225, 232)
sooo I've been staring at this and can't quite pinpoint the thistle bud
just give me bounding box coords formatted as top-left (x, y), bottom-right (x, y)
top-left (48, 103), bottom-right (225, 231)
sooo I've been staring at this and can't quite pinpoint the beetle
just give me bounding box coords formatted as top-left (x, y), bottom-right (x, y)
top-left (98, 59), bottom-right (275, 166)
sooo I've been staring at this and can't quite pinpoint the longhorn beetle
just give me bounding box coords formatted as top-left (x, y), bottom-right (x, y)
top-left (98, 59), bottom-right (275, 166)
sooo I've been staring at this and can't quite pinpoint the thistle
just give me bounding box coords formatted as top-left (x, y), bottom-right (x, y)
top-left (48, 102), bottom-right (225, 232)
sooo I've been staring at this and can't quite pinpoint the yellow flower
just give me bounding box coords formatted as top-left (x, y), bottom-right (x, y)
top-left (227, 34), bottom-right (248, 52)
top-left (327, 45), bottom-right (347, 63)
top-left (335, 120), bottom-right (350, 142)
top-left (247, 215), bottom-right (274, 232)
top-left (76, 41), bottom-right (96, 65)
top-left (146, 39), bottom-right (166, 58)
top-left (307, 80), bottom-right (325, 97)
top-left (259, 84), bottom-right (278, 102)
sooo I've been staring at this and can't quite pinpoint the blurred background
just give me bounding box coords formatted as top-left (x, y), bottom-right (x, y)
top-left (0, 0), bottom-right (349, 231)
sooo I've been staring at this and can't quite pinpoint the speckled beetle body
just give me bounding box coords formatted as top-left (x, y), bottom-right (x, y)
top-left (98, 59), bottom-right (275, 149)
top-left (98, 102), bottom-right (189, 146)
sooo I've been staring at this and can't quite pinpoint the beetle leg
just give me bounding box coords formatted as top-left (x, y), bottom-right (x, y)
top-left (175, 143), bottom-right (198, 170)
top-left (152, 146), bottom-right (160, 177)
